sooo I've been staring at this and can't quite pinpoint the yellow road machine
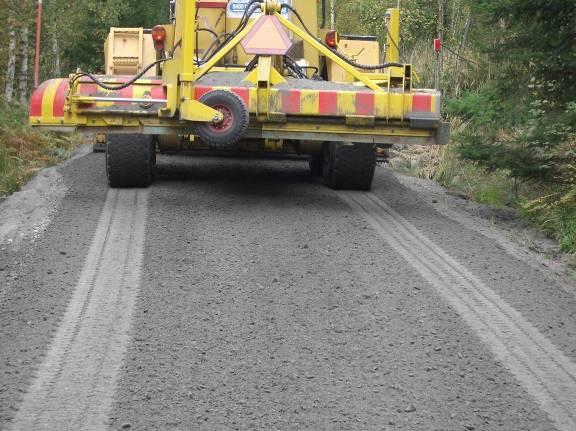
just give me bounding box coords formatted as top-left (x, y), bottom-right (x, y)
top-left (29, 0), bottom-right (449, 190)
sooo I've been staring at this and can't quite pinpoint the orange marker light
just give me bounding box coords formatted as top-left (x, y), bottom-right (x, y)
top-left (326, 30), bottom-right (339, 48)
top-left (152, 25), bottom-right (166, 42)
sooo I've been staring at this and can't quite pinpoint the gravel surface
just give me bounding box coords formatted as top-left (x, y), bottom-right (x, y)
top-left (1, 154), bottom-right (575, 431)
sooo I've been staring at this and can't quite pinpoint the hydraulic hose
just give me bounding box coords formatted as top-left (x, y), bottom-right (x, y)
top-left (200, 1), bottom-right (262, 64)
top-left (280, 3), bottom-right (404, 71)
top-left (69, 58), bottom-right (169, 92)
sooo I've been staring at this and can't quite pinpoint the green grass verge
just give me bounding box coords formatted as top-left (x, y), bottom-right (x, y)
top-left (0, 99), bottom-right (80, 197)
top-left (393, 144), bottom-right (576, 263)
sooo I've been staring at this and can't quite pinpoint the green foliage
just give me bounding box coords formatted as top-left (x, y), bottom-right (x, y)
top-left (520, 192), bottom-right (576, 253)
top-left (0, 97), bottom-right (78, 196)
top-left (335, 0), bottom-right (438, 50)
top-left (453, 0), bottom-right (576, 184)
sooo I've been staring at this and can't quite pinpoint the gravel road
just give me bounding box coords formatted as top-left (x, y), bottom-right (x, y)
top-left (1, 153), bottom-right (575, 431)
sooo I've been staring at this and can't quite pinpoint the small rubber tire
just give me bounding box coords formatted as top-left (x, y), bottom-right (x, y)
top-left (322, 141), bottom-right (376, 191)
top-left (309, 158), bottom-right (323, 177)
top-left (195, 90), bottom-right (249, 148)
top-left (106, 134), bottom-right (155, 188)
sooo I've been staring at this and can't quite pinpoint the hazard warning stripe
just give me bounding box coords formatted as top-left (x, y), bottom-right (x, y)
top-left (319, 91), bottom-right (338, 115)
top-left (281, 90), bottom-right (301, 114)
top-left (53, 79), bottom-right (70, 117)
top-left (30, 78), bottom-right (439, 123)
top-left (42, 80), bottom-right (61, 119)
top-left (412, 94), bottom-right (432, 112)
top-left (231, 88), bottom-right (249, 106)
top-left (356, 92), bottom-right (375, 116)
top-left (30, 80), bottom-right (51, 117)
top-left (193, 85), bottom-right (439, 118)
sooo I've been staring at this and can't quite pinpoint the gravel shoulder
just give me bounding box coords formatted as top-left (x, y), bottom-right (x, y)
top-left (0, 153), bottom-right (108, 428)
top-left (372, 168), bottom-right (576, 363)
top-left (392, 169), bottom-right (575, 287)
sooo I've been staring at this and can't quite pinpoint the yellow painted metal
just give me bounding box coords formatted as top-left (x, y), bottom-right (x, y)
top-left (385, 8), bottom-right (401, 64)
top-left (275, 13), bottom-right (383, 92)
top-left (104, 28), bottom-right (156, 76)
top-left (300, 90), bottom-right (319, 113)
top-left (292, 0), bottom-right (319, 71)
top-left (180, 98), bottom-right (224, 122)
top-left (345, 115), bottom-right (376, 127)
top-left (256, 56), bottom-right (272, 120)
top-left (180, 0), bottom-right (197, 77)
top-left (243, 61), bottom-right (286, 86)
top-left (329, 37), bottom-right (380, 83)
top-left (260, 122), bottom-right (433, 139)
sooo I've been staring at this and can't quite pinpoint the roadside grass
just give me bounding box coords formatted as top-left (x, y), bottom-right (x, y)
top-left (0, 99), bottom-right (79, 197)
top-left (392, 142), bottom-right (576, 265)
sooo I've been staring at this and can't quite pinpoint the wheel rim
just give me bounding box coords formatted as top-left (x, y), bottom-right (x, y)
top-left (208, 104), bottom-right (234, 134)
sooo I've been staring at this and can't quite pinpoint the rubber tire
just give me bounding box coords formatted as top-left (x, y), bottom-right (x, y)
top-left (195, 90), bottom-right (249, 148)
top-left (309, 158), bottom-right (323, 177)
top-left (322, 142), bottom-right (376, 191)
top-left (106, 134), bottom-right (155, 188)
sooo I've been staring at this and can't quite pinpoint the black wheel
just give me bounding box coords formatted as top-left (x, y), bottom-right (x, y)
top-left (106, 134), bottom-right (155, 188)
top-left (322, 142), bottom-right (376, 191)
top-left (195, 90), bottom-right (249, 148)
top-left (309, 158), bottom-right (323, 177)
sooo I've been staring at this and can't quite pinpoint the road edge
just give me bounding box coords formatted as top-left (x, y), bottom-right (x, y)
top-left (0, 144), bottom-right (92, 249)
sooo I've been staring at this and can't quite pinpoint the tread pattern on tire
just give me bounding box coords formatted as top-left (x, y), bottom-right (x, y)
top-left (309, 158), bottom-right (323, 177)
top-left (195, 90), bottom-right (249, 148)
top-left (323, 142), bottom-right (376, 191)
top-left (106, 134), bottom-right (155, 188)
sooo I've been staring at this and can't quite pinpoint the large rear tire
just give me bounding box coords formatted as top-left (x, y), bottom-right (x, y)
top-left (106, 134), bottom-right (155, 188)
top-left (322, 142), bottom-right (376, 191)
top-left (309, 157), bottom-right (323, 177)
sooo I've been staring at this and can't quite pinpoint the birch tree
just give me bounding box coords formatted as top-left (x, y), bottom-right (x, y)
top-left (19, 25), bottom-right (29, 104)
top-left (5, 14), bottom-right (17, 102)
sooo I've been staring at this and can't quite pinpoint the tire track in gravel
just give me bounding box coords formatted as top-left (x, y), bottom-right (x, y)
top-left (9, 188), bottom-right (149, 431)
top-left (340, 191), bottom-right (576, 431)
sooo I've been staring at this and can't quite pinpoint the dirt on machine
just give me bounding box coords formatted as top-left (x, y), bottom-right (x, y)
top-left (29, 0), bottom-right (449, 191)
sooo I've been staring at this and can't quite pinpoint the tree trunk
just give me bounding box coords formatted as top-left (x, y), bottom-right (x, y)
top-left (438, 0), bottom-right (445, 72)
top-left (52, 34), bottom-right (61, 77)
top-left (19, 25), bottom-right (30, 105)
top-left (454, 12), bottom-right (473, 98)
top-left (5, 16), bottom-right (17, 102)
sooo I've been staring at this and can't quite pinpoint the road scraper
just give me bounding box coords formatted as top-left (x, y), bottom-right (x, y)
top-left (29, 0), bottom-right (449, 190)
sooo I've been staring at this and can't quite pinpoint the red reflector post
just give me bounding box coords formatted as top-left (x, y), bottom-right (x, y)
top-left (434, 38), bottom-right (442, 53)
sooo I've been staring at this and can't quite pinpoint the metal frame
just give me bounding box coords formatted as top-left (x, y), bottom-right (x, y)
top-left (31, 0), bottom-right (448, 147)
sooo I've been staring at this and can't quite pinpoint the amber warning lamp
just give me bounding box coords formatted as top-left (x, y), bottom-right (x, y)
top-left (325, 30), bottom-right (339, 48)
top-left (152, 25), bottom-right (167, 51)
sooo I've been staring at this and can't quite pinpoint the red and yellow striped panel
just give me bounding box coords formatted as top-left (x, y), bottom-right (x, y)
top-left (30, 76), bottom-right (440, 125)
top-left (29, 79), bottom-right (70, 124)
top-left (193, 85), bottom-right (440, 120)
top-left (30, 77), bottom-right (168, 125)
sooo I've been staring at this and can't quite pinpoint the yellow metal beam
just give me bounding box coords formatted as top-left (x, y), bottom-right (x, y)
top-left (181, 0), bottom-right (197, 77)
top-left (385, 8), bottom-right (401, 64)
top-left (180, 99), bottom-right (223, 122)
